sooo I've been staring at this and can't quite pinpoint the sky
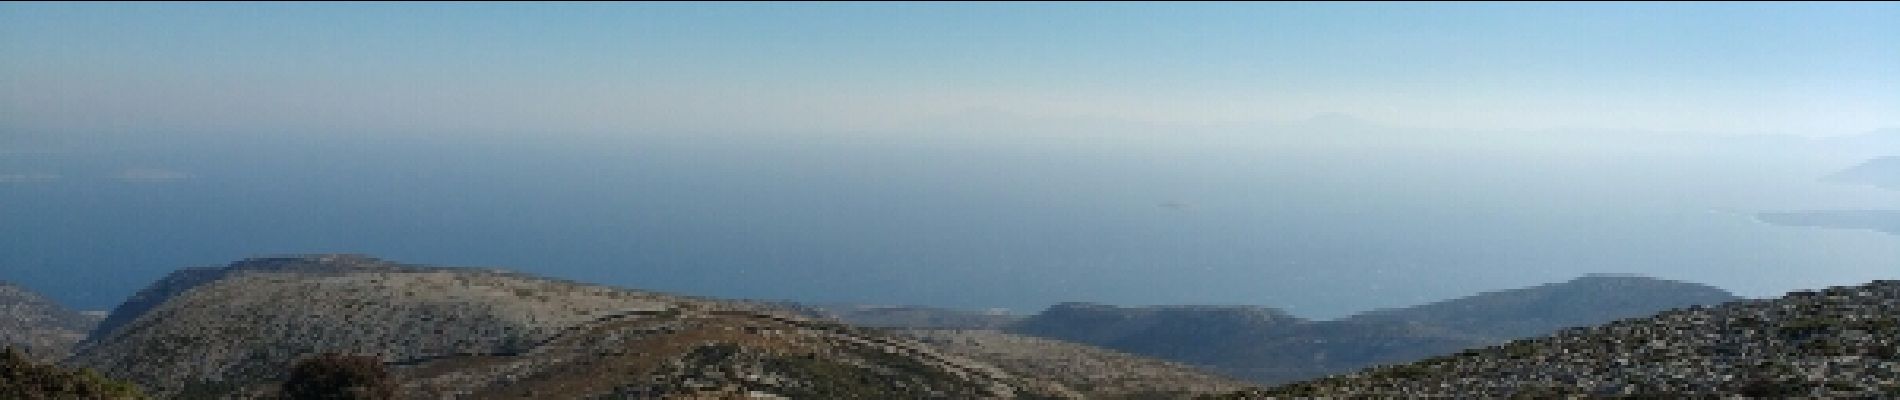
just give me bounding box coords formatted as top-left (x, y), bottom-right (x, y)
top-left (4, 3), bottom-right (1900, 317)
top-left (4, 2), bottom-right (1899, 138)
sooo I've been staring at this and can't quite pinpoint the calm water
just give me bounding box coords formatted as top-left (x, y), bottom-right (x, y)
top-left (4, 128), bottom-right (1897, 318)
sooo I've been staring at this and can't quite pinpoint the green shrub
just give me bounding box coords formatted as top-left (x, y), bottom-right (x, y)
top-left (281, 353), bottom-right (394, 400)
top-left (0, 346), bottom-right (148, 399)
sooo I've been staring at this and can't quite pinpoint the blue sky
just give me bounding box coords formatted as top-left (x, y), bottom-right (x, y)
top-left (4, 2), bottom-right (1898, 137)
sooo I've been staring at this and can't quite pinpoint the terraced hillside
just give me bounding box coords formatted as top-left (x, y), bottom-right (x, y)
top-left (1225, 279), bottom-right (1900, 397)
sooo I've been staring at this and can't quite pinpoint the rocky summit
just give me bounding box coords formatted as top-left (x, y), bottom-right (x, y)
top-left (1227, 279), bottom-right (1900, 398)
top-left (0, 281), bottom-right (102, 362)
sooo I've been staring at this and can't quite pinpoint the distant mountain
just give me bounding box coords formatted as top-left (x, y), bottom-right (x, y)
top-left (70, 255), bottom-right (1231, 399)
top-left (1823, 156), bottom-right (1900, 190)
top-left (0, 281), bottom-right (103, 361)
top-left (789, 303), bottom-right (1024, 330)
top-left (1344, 274), bottom-right (1739, 340)
top-left (1758, 210), bottom-right (1900, 236)
top-left (1228, 279), bottom-right (1900, 397)
top-left (1006, 275), bottom-right (1738, 384)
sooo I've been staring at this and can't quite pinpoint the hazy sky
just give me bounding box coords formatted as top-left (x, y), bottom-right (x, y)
top-left (4, 2), bottom-right (1898, 137)
top-left (5, 3), bottom-right (1900, 316)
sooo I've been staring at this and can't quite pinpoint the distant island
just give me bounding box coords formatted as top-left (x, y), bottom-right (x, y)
top-left (1757, 210), bottom-right (1900, 236)
top-left (1825, 156), bottom-right (1900, 190)
top-left (1754, 156), bottom-right (1900, 237)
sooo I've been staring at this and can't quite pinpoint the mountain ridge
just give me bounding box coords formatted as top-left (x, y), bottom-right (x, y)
top-left (1006, 274), bottom-right (1738, 384)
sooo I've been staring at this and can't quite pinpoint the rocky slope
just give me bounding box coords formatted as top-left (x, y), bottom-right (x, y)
top-left (0, 281), bottom-right (102, 361)
top-left (70, 255), bottom-right (1167, 399)
top-left (1008, 275), bottom-right (1737, 384)
top-left (1229, 279), bottom-right (1900, 397)
top-left (899, 329), bottom-right (1256, 399)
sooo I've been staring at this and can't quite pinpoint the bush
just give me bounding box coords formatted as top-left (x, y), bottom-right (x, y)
top-left (281, 353), bottom-right (394, 400)
top-left (0, 346), bottom-right (147, 399)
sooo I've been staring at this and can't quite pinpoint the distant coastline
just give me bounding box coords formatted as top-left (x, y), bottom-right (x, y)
top-left (1756, 210), bottom-right (1900, 236)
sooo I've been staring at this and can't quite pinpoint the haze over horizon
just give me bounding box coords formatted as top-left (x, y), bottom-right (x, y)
top-left (4, 2), bottom-right (1899, 318)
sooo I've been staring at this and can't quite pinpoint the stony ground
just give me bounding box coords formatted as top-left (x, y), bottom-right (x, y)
top-left (899, 329), bottom-right (1257, 399)
top-left (1224, 280), bottom-right (1900, 398)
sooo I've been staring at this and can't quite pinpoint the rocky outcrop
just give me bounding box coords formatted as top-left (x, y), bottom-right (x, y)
top-left (0, 281), bottom-right (101, 362)
top-left (1227, 280), bottom-right (1900, 397)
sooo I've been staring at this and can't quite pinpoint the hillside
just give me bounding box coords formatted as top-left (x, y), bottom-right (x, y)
top-left (1230, 279), bottom-right (1900, 397)
top-left (791, 303), bottom-right (1024, 330)
top-left (70, 255), bottom-right (1234, 399)
top-left (0, 346), bottom-right (146, 400)
top-left (387, 308), bottom-right (1068, 398)
top-left (0, 281), bottom-right (103, 361)
top-left (899, 329), bottom-right (1257, 399)
top-left (1824, 156), bottom-right (1900, 190)
top-left (1343, 274), bottom-right (1739, 340)
top-left (1008, 275), bottom-right (1737, 384)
